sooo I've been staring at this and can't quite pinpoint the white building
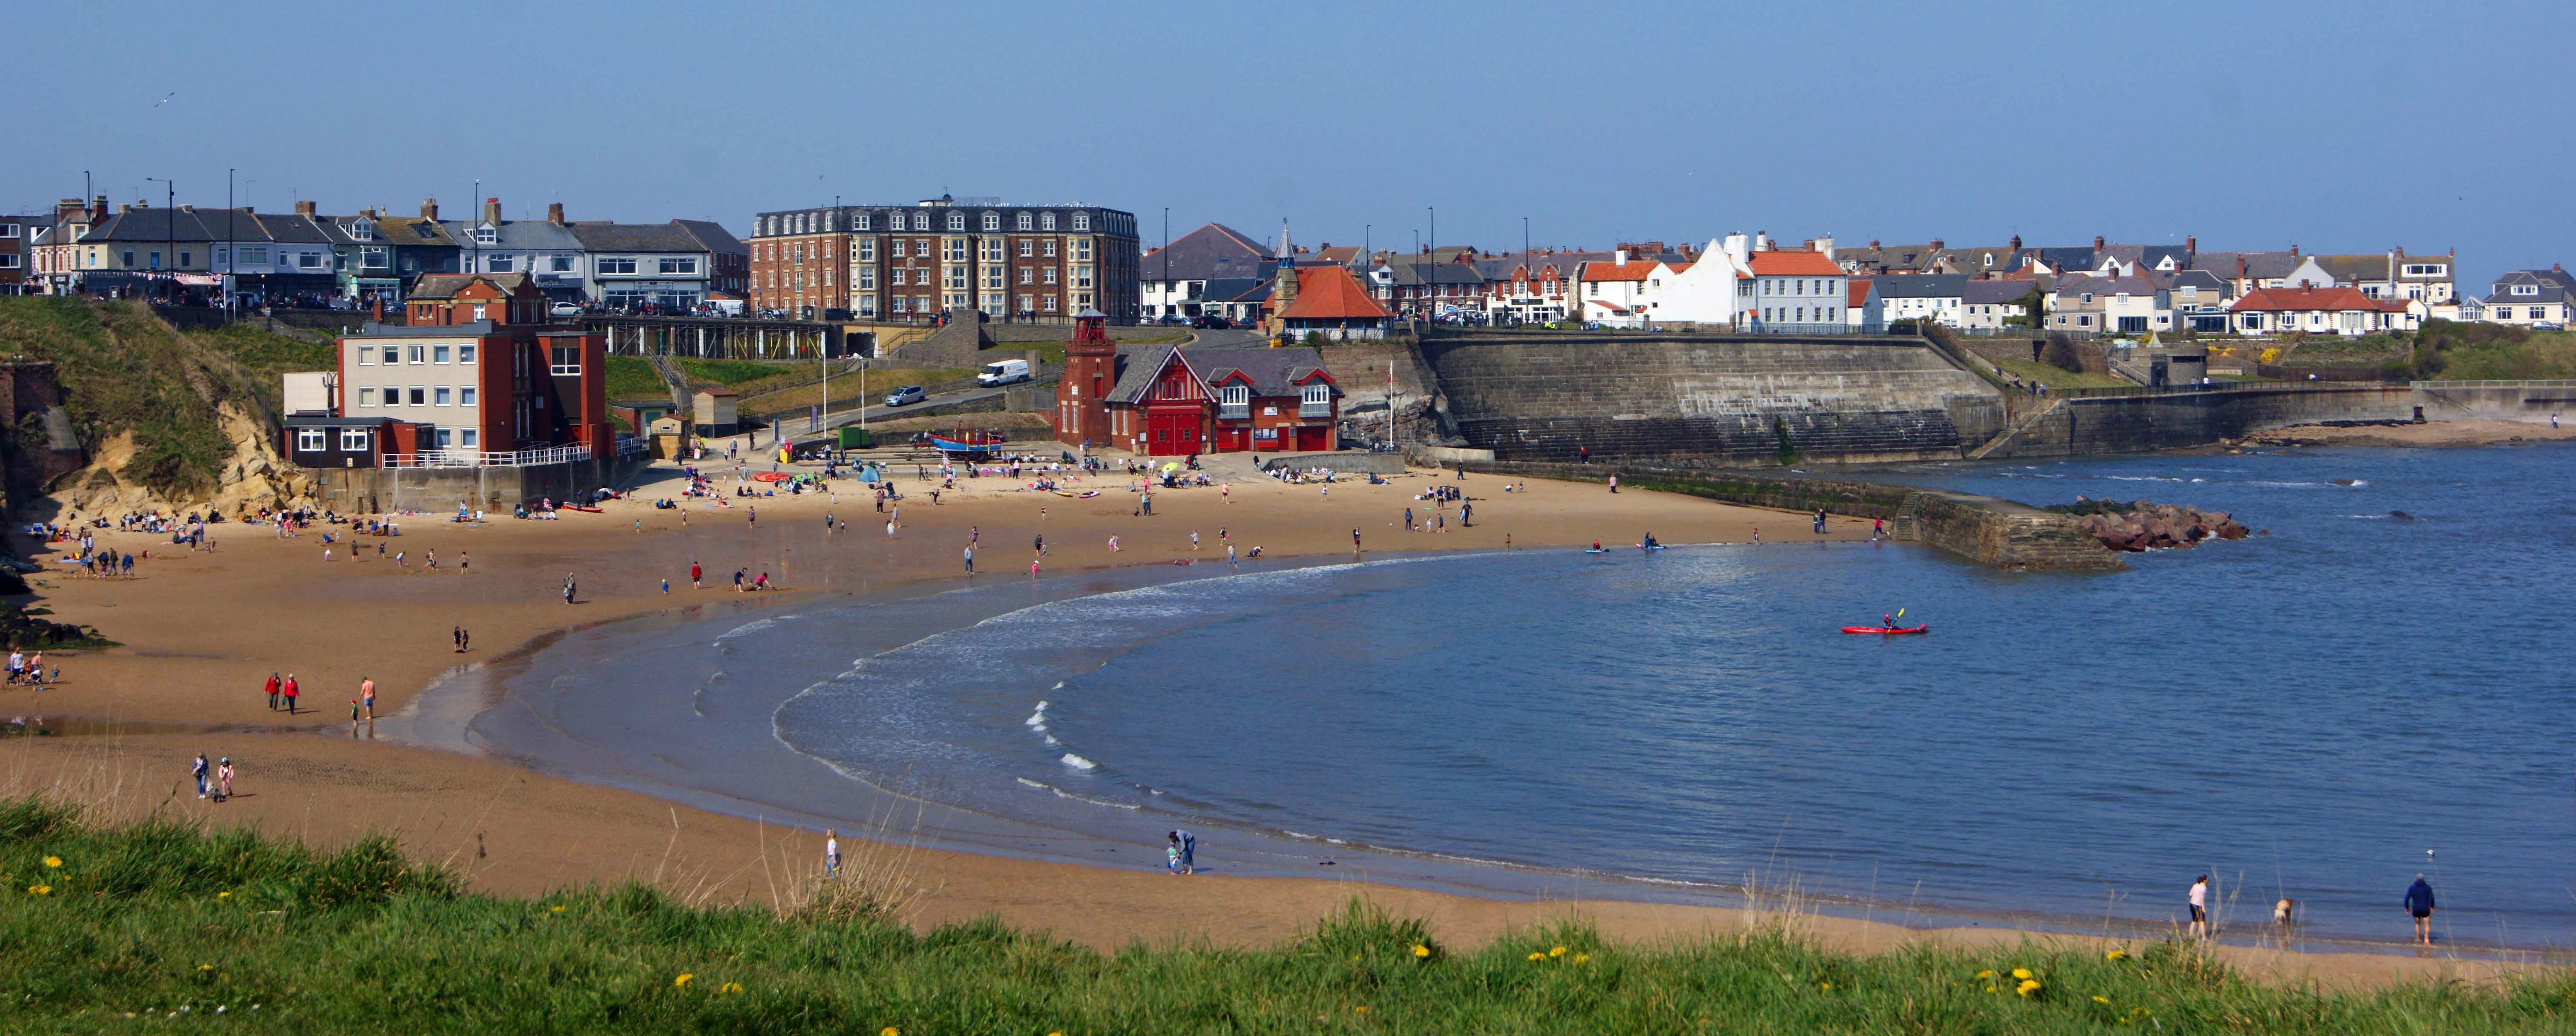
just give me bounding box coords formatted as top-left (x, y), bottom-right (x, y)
top-left (1871, 274), bottom-right (1966, 328)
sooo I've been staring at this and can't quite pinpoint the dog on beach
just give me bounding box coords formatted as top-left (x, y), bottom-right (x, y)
top-left (2274, 898), bottom-right (2296, 926)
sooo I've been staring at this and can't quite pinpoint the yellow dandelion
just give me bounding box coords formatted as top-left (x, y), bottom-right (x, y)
top-left (2017, 979), bottom-right (2041, 998)
top-left (1819, 981), bottom-right (1833, 991)
top-left (216, 891), bottom-right (232, 899)
top-left (1353, 1005), bottom-right (1370, 1013)
top-left (2010, 967), bottom-right (2032, 980)
top-left (719, 982), bottom-right (743, 995)
top-left (1527, 951), bottom-right (1545, 961)
top-left (26, 885), bottom-right (49, 895)
top-left (197, 965), bottom-right (214, 972)
top-left (550, 905), bottom-right (565, 913)
top-left (1412, 944), bottom-right (1431, 958)
top-left (2104, 948), bottom-right (2128, 961)
top-left (1985, 985), bottom-right (1997, 993)
top-left (673, 973), bottom-right (693, 988)
top-left (881, 1028), bottom-right (900, 1036)
top-left (43, 856), bottom-right (62, 868)
top-left (2092, 995), bottom-right (2111, 1004)
top-left (1572, 953), bottom-right (1590, 964)
top-left (1548, 945), bottom-right (1567, 958)
top-left (1975, 969), bottom-right (1995, 979)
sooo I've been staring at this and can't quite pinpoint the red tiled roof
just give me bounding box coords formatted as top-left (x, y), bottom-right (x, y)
top-left (2229, 285), bottom-right (2407, 312)
top-left (1846, 280), bottom-right (1871, 306)
top-left (1276, 263), bottom-right (1393, 320)
top-left (1582, 260), bottom-right (1659, 282)
top-left (1745, 250), bottom-right (1843, 276)
top-left (1586, 299), bottom-right (1633, 314)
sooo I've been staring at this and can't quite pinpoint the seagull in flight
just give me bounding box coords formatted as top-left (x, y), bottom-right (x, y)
top-left (152, 92), bottom-right (175, 106)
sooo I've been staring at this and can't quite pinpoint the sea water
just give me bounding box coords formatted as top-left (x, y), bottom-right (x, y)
top-left (578, 443), bottom-right (2576, 948)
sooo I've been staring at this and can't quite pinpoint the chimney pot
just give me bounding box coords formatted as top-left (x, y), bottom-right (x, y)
top-left (483, 197), bottom-right (503, 224)
top-left (2094, 235), bottom-right (2105, 250)
top-left (1929, 238), bottom-right (1944, 250)
top-left (2010, 234), bottom-right (2021, 249)
top-left (294, 199), bottom-right (316, 217)
top-left (547, 202), bottom-right (564, 225)
top-left (422, 198), bottom-right (439, 220)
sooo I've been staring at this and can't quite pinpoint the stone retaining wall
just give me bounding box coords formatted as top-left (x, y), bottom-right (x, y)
top-left (1983, 385), bottom-right (2416, 458)
top-left (305, 454), bottom-right (660, 515)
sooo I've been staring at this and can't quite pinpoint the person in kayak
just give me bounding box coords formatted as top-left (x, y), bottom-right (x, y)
top-left (1883, 613), bottom-right (1896, 629)
top-left (1591, 540), bottom-right (1602, 551)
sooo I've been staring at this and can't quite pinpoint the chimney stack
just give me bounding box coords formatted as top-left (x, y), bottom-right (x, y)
top-left (92, 196), bottom-right (108, 220)
top-left (547, 202), bottom-right (565, 225)
top-left (483, 197), bottom-right (503, 224)
top-left (2185, 236), bottom-right (2196, 253)
top-left (422, 198), bottom-right (440, 221)
top-left (2094, 235), bottom-right (2105, 250)
top-left (2010, 234), bottom-right (2021, 249)
top-left (2291, 244), bottom-right (2300, 256)
top-left (1929, 238), bottom-right (1944, 250)
top-left (294, 199), bottom-right (317, 217)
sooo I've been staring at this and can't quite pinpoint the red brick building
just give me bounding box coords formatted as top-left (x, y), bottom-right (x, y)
top-left (310, 273), bottom-right (610, 463)
top-left (747, 194), bottom-right (1140, 323)
top-left (1052, 310), bottom-right (1341, 455)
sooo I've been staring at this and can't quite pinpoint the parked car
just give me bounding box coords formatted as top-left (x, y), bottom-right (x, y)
top-left (1191, 314), bottom-right (1233, 329)
top-left (884, 385), bottom-right (927, 407)
top-left (549, 302), bottom-right (584, 317)
top-left (1156, 313), bottom-right (1190, 326)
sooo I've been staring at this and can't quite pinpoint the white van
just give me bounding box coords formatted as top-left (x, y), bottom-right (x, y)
top-left (977, 358), bottom-right (1032, 387)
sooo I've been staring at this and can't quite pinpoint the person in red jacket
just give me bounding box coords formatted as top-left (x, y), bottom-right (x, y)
top-left (281, 673), bottom-right (300, 714)
top-left (263, 672), bottom-right (282, 711)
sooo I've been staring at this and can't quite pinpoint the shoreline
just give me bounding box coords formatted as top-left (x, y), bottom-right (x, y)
top-left (2239, 416), bottom-right (2576, 449)
top-left (0, 455), bottom-right (2561, 989)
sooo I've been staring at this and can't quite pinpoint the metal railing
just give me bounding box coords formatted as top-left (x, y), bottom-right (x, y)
top-left (2409, 379), bottom-right (2576, 389)
top-left (1299, 402), bottom-right (1334, 418)
top-left (1217, 404), bottom-right (1250, 420)
top-left (381, 443), bottom-right (594, 468)
top-left (1736, 321), bottom-right (1884, 335)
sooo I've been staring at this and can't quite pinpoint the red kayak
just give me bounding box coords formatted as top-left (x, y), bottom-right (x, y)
top-left (1841, 625), bottom-right (1928, 635)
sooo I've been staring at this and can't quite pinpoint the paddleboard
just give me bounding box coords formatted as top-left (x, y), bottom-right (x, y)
top-left (1583, 548), bottom-right (1609, 554)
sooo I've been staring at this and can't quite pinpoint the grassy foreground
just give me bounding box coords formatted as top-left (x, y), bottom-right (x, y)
top-left (4, 800), bottom-right (2571, 1033)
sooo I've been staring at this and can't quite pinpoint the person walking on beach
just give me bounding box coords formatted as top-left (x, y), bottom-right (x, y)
top-left (192, 753), bottom-right (210, 800)
top-left (1351, 528), bottom-right (1362, 553)
top-left (359, 677), bottom-right (376, 721)
top-left (1189, 531), bottom-right (1199, 551)
top-left (562, 573), bottom-right (577, 604)
top-left (963, 544), bottom-right (975, 574)
top-left (2188, 875), bottom-right (2210, 939)
top-left (1607, 474), bottom-right (1619, 493)
top-left (2405, 874), bottom-right (2436, 945)
top-left (1179, 830), bottom-right (1196, 874)
top-left (215, 758), bottom-right (234, 802)
top-left (281, 674), bottom-right (300, 714)
top-left (824, 829), bottom-right (841, 879)
top-left (1035, 534), bottom-right (1046, 558)
top-left (691, 561), bottom-right (703, 590)
top-left (264, 671), bottom-right (282, 711)
top-left (1813, 507), bottom-right (1828, 535)
top-left (453, 626), bottom-right (466, 653)
top-left (1405, 507), bottom-right (1414, 531)
top-left (1108, 535), bottom-right (1121, 552)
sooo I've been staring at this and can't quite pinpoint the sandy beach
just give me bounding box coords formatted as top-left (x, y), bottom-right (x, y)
top-left (2242, 417), bottom-right (2576, 449)
top-left (0, 452), bottom-right (2544, 991)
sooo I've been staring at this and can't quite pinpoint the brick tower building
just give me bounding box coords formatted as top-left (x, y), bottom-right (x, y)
top-left (1052, 307), bottom-right (1115, 447)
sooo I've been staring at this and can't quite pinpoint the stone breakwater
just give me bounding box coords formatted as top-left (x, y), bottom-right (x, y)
top-left (2048, 498), bottom-right (2250, 553)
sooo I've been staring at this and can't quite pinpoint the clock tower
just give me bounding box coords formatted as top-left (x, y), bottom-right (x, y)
top-left (1054, 307), bottom-right (1115, 447)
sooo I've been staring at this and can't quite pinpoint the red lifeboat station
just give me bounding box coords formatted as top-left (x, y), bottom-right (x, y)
top-left (1051, 308), bottom-right (1342, 456)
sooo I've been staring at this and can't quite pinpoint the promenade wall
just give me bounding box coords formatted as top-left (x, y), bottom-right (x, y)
top-left (1419, 332), bottom-right (2004, 466)
top-left (1982, 385), bottom-right (2417, 459)
top-left (2410, 380), bottom-right (2576, 421)
top-left (305, 453), bottom-right (659, 515)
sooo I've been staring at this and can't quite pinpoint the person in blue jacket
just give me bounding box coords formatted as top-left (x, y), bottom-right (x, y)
top-left (2404, 874), bottom-right (2436, 945)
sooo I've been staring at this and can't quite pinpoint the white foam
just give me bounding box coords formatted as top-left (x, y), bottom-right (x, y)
top-left (1025, 701), bottom-right (1049, 727)
top-left (1060, 753), bottom-right (1097, 770)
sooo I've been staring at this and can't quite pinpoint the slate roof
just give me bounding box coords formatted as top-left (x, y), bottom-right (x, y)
top-left (672, 219), bottom-right (746, 256)
top-left (1377, 259), bottom-right (1488, 288)
top-left (1276, 264), bottom-right (1392, 320)
top-left (1835, 242), bottom-right (1939, 273)
top-left (1104, 344), bottom-right (1179, 404)
top-left (566, 222), bottom-right (708, 252)
top-left (1199, 276), bottom-right (1273, 303)
top-left (2189, 250), bottom-right (2302, 281)
top-left (1189, 347), bottom-right (1339, 397)
top-left (443, 218), bottom-right (582, 250)
top-left (1142, 223), bottom-right (1272, 282)
top-left (2166, 269), bottom-right (2233, 300)
top-left (1870, 273), bottom-right (1969, 299)
top-left (1927, 246), bottom-right (2021, 274)
top-left (407, 273), bottom-right (538, 300)
top-left (1962, 279), bottom-right (2038, 305)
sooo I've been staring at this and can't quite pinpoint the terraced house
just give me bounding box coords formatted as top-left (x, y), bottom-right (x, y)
top-left (747, 194), bottom-right (1140, 323)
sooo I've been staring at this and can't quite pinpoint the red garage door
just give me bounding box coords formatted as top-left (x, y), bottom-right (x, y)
top-left (1295, 426), bottom-right (1330, 452)
top-left (1148, 413), bottom-right (1197, 455)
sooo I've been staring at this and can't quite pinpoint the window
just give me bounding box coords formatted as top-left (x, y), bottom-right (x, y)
top-left (857, 239), bottom-right (875, 261)
top-left (296, 428), bottom-right (326, 452)
top-left (339, 428), bottom-right (369, 451)
top-left (433, 344), bottom-right (451, 363)
top-left (0, 223), bottom-right (15, 239)
top-left (598, 257), bottom-right (638, 274)
top-left (911, 212), bottom-right (929, 231)
top-left (659, 257), bottom-right (698, 274)
top-left (1043, 239), bottom-right (1058, 258)
top-left (408, 345), bottom-right (427, 363)
top-left (434, 386), bottom-right (453, 406)
top-left (1017, 294), bottom-right (1032, 311)
top-left (434, 426), bottom-right (453, 448)
top-left (980, 212), bottom-right (1000, 231)
top-left (1016, 211), bottom-right (1033, 230)
top-left (1018, 239), bottom-right (1032, 257)
top-left (488, 254), bottom-right (514, 271)
top-left (1043, 268), bottom-right (1058, 285)
top-left (1075, 265), bottom-right (1093, 289)
top-left (890, 239), bottom-right (906, 259)
top-left (858, 268), bottom-right (876, 290)
top-left (550, 345), bottom-right (580, 375)
top-left (1040, 212), bottom-right (1057, 231)
top-left (460, 386), bottom-right (477, 407)
top-left (1019, 268), bottom-right (1033, 285)
top-left (856, 213), bottom-right (871, 231)
top-left (1072, 213), bottom-right (1090, 231)
top-left (358, 387), bottom-right (377, 406)
top-left (408, 387), bottom-right (426, 405)
top-left (458, 343), bottom-right (476, 363)
top-left (1074, 239), bottom-right (1092, 261)
top-left (470, 304), bottom-right (487, 322)
top-left (2512, 284), bottom-right (2539, 296)
top-left (549, 255), bottom-right (573, 272)
top-left (474, 226), bottom-right (496, 245)
top-left (1043, 294), bottom-right (1058, 311)
top-left (460, 429), bottom-right (477, 447)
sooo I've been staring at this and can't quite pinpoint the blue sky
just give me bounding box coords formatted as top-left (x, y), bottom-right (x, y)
top-left (9, 3), bottom-right (2568, 286)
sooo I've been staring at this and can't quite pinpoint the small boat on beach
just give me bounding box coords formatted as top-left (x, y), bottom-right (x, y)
top-left (928, 429), bottom-right (1010, 456)
top-left (1840, 625), bottom-right (1928, 635)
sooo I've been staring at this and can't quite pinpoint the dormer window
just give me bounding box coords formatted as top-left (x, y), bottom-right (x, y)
top-left (348, 219), bottom-right (374, 241)
top-left (474, 226), bottom-right (496, 245)
top-left (1016, 211), bottom-right (1033, 230)
top-left (1072, 213), bottom-right (1091, 231)
top-left (2512, 284), bottom-right (2539, 296)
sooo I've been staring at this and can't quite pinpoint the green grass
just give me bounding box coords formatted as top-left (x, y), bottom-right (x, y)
top-left (1987, 355), bottom-right (2134, 390)
top-left (0, 297), bottom-right (330, 499)
top-left (6, 799), bottom-right (2573, 1033)
top-left (603, 357), bottom-right (670, 402)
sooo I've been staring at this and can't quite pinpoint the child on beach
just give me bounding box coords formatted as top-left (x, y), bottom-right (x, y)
top-left (215, 758), bottom-right (233, 802)
top-left (825, 829), bottom-right (841, 878)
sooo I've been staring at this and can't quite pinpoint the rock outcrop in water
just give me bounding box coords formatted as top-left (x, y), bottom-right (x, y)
top-left (2046, 498), bottom-right (2249, 553)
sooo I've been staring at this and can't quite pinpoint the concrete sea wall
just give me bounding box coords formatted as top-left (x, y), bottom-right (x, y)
top-left (305, 454), bottom-right (658, 515)
top-left (1450, 458), bottom-right (2122, 572)
top-left (1420, 333), bottom-right (2004, 466)
top-left (1980, 385), bottom-right (2418, 459)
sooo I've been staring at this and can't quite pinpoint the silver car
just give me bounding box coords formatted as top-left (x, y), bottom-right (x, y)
top-left (884, 386), bottom-right (927, 406)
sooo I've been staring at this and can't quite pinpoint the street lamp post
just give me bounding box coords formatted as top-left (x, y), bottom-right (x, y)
top-left (144, 177), bottom-right (174, 303)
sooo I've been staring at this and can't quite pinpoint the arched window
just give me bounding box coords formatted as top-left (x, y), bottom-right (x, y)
top-left (981, 212), bottom-right (1000, 231)
top-left (1016, 211), bottom-right (1033, 230)
top-left (946, 212), bottom-right (965, 231)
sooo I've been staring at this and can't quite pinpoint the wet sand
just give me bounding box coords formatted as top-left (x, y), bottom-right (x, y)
top-left (2244, 417), bottom-right (2576, 449)
top-left (0, 454), bottom-right (2545, 989)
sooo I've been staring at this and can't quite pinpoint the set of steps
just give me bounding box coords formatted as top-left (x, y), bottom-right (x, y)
top-left (1891, 491), bottom-right (1925, 541)
top-left (1966, 397), bottom-right (2066, 460)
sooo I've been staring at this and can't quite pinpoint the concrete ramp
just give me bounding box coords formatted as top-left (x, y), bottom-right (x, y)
top-left (1423, 332), bottom-right (2004, 465)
